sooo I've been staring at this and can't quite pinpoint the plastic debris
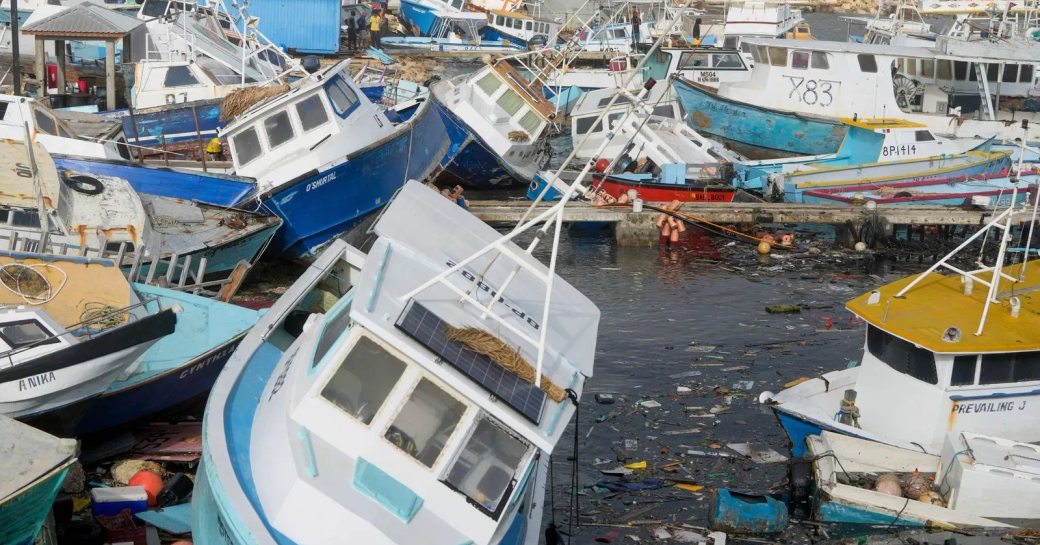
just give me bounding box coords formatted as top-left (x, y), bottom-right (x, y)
top-left (725, 443), bottom-right (788, 464)
top-left (638, 400), bottom-right (662, 408)
top-left (596, 393), bottom-right (617, 404)
top-left (600, 466), bottom-right (634, 476)
top-left (686, 344), bottom-right (717, 353)
top-left (765, 304), bottom-right (801, 314)
top-left (595, 478), bottom-right (668, 492)
top-left (676, 483), bottom-right (706, 492)
top-left (687, 449), bottom-right (735, 458)
top-left (653, 527), bottom-right (673, 540)
top-left (624, 460), bottom-right (648, 470)
top-left (731, 380), bottom-right (755, 391)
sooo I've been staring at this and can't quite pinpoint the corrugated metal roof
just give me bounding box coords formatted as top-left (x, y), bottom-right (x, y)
top-left (21, 2), bottom-right (143, 36)
top-left (245, 0), bottom-right (341, 54)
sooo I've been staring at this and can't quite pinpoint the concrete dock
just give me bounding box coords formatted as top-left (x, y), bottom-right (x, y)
top-left (468, 200), bottom-right (1022, 246)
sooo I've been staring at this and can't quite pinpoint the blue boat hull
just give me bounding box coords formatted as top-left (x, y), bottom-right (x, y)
top-left (775, 409), bottom-right (825, 457)
top-left (0, 466), bottom-right (71, 545)
top-left (431, 95), bottom-right (523, 188)
top-left (123, 100), bottom-right (223, 147)
top-left (398, 0), bottom-right (441, 36)
top-left (53, 156), bottom-right (255, 207)
top-left (481, 26), bottom-right (529, 48)
top-left (258, 97), bottom-right (454, 259)
top-left (672, 78), bottom-right (846, 157)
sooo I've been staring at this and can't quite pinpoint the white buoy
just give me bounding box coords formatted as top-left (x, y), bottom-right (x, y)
top-left (854, 241), bottom-right (867, 252)
top-left (632, 198), bottom-right (643, 212)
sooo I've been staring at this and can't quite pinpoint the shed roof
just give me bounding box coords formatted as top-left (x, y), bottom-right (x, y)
top-left (21, 2), bottom-right (144, 38)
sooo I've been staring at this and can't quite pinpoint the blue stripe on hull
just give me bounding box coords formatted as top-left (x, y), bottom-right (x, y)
top-left (774, 409), bottom-right (825, 457)
top-left (793, 161), bottom-right (1010, 203)
top-left (482, 27), bottom-right (528, 48)
top-left (432, 96), bottom-right (521, 188)
top-left (0, 467), bottom-right (70, 545)
top-left (262, 99), bottom-right (453, 259)
top-left (52, 156), bottom-right (254, 207)
top-left (123, 101), bottom-right (223, 146)
top-left (73, 338), bottom-right (243, 435)
top-left (672, 78), bottom-right (846, 156)
top-left (817, 502), bottom-right (926, 527)
top-left (398, 0), bottom-right (440, 35)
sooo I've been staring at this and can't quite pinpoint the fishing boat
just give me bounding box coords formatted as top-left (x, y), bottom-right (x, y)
top-left (716, 0), bottom-right (808, 48)
top-left (192, 180), bottom-right (600, 544)
top-left (222, 59), bottom-right (454, 259)
top-left (740, 118), bottom-right (1013, 202)
top-left (72, 282), bottom-right (263, 435)
top-left (432, 54), bottom-right (559, 187)
top-left (799, 169), bottom-right (1038, 206)
top-left (482, 10), bottom-right (560, 48)
top-left (674, 38), bottom-right (1040, 153)
top-left (0, 251), bottom-right (177, 432)
top-left (803, 430), bottom-right (1040, 528)
top-left (382, 12), bottom-right (523, 53)
top-left (762, 179), bottom-right (1040, 456)
top-left (0, 414), bottom-right (77, 545)
top-left (0, 141), bottom-right (280, 277)
top-left (399, 0), bottom-right (468, 36)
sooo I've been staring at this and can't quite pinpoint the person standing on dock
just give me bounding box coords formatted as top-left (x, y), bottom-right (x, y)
top-left (630, 7), bottom-right (641, 48)
top-left (370, 10), bottom-right (383, 49)
top-left (346, 15), bottom-right (358, 51)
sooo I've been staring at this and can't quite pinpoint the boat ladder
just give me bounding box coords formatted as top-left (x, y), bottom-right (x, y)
top-left (974, 62), bottom-right (996, 121)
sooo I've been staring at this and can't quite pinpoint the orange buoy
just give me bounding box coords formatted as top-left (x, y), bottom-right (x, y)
top-left (129, 470), bottom-right (164, 507)
top-left (594, 158), bottom-right (610, 173)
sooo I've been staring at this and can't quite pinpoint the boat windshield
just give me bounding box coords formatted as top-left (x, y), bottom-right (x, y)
top-left (444, 415), bottom-right (530, 518)
top-left (866, 325), bottom-right (937, 385)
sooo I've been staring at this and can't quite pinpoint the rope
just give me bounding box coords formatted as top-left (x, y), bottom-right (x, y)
top-left (445, 325), bottom-right (567, 401)
top-left (79, 302), bottom-right (130, 330)
top-left (0, 263), bottom-right (68, 305)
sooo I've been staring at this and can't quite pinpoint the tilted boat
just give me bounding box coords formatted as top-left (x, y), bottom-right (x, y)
top-left (432, 54), bottom-right (560, 187)
top-left (0, 414), bottom-right (77, 545)
top-left (762, 182), bottom-right (1040, 456)
top-left (802, 430), bottom-right (1040, 528)
top-left (222, 59), bottom-right (455, 259)
top-left (192, 180), bottom-right (599, 544)
top-left (0, 251), bottom-right (176, 432)
top-left (482, 9), bottom-right (560, 49)
top-left (382, 12), bottom-right (523, 53)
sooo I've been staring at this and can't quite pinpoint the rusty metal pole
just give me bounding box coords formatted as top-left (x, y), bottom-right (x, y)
top-left (10, 0), bottom-right (20, 94)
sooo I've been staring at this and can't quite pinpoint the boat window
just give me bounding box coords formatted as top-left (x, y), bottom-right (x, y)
top-left (954, 61), bottom-right (968, 81)
top-left (767, 47), bottom-right (787, 67)
top-left (749, 45), bottom-right (764, 64)
top-left (326, 77), bottom-right (360, 117)
top-left (905, 58), bottom-right (917, 75)
top-left (525, 21), bottom-right (532, 30)
top-left (574, 116), bottom-right (601, 135)
top-left (1020, 64), bottom-right (1033, 83)
top-left (985, 63), bottom-right (999, 82)
top-left (612, 28), bottom-right (627, 39)
top-left (857, 54), bottom-right (877, 73)
top-left (164, 65), bottom-right (201, 88)
top-left (496, 89), bottom-right (525, 117)
top-left (512, 18), bottom-right (522, 29)
top-left (295, 94), bottom-right (329, 132)
top-left (33, 110), bottom-right (56, 136)
top-left (11, 210), bottom-right (41, 229)
top-left (914, 130), bottom-right (935, 141)
top-left (724, 36), bottom-right (738, 49)
top-left (0, 102), bottom-right (8, 120)
top-left (476, 72), bottom-right (503, 97)
top-left (385, 378), bottom-right (466, 467)
top-left (679, 52), bottom-right (710, 69)
top-left (791, 50), bottom-right (809, 70)
top-left (866, 326), bottom-right (937, 385)
top-left (452, 0), bottom-right (463, 9)
top-left (652, 104), bottom-right (674, 118)
top-left (1002, 65), bottom-right (1019, 83)
top-left (920, 59), bottom-right (935, 78)
top-left (444, 416), bottom-right (529, 517)
top-left (937, 60), bottom-right (953, 80)
top-left (313, 301), bottom-right (352, 367)
top-left (811, 51), bottom-right (829, 70)
top-left (979, 352), bottom-right (1040, 385)
top-left (951, 355), bottom-right (977, 386)
top-left (713, 53), bottom-right (743, 69)
top-left (740, 42), bottom-right (752, 54)
top-left (263, 111), bottom-right (295, 149)
top-left (321, 336), bottom-right (407, 425)
top-left (0, 320), bottom-right (57, 349)
top-left (518, 109), bottom-right (541, 134)
top-left (231, 128), bottom-right (263, 166)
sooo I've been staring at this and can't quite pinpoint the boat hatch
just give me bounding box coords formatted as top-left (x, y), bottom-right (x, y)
top-left (315, 329), bottom-right (535, 520)
top-left (0, 317), bottom-right (61, 353)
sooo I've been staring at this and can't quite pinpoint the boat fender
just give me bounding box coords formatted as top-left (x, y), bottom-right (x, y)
top-left (64, 175), bottom-right (105, 196)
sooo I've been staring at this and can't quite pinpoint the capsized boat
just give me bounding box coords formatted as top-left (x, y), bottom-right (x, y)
top-left (222, 59), bottom-right (455, 259)
top-left (432, 54), bottom-right (561, 187)
top-left (804, 430), bottom-right (1040, 528)
top-left (736, 118), bottom-right (1013, 202)
top-left (72, 282), bottom-right (263, 435)
top-left (0, 141), bottom-right (280, 278)
top-left (0, 251), bottom-right (177, 432)
top-left (192, 180), bottom-right (599, 544)
top-left (762, 183), bottom-right (1040, 456)
top-left (482, 9), bottom-right (560, 49)
top-left (382, 12), bottom-right (523, 53)
top-left (0, 414), bottom-right (77, 545)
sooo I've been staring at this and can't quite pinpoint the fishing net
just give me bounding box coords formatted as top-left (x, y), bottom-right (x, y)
top-left (221, 83), bottom-right (291, 122)
top-left (444, 325), bottom-right (566, 402)
top-left (0, 264), bottom-right (50, 303)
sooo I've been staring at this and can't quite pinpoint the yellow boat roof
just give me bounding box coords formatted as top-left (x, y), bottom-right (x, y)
top-left (841, 118), bottom-right (927, 131)
top-left (846, 260), bottom-right (1040, 354)
top-left (0, 253), bottom-right (130, 327)
top-left (488, 8), bottom-right (534, 19)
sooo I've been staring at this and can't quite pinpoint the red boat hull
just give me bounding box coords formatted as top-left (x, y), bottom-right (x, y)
top-left (597, 176), bottom-right (737, 203)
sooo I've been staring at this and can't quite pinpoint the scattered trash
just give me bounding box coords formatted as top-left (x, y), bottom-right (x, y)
top-left (624, 460), bottom-right (648, 470)
top-left (135, 504), bottom-right (192, 534)
top-left (669, 370), bottom-right (703, 379)
top-left (675, 483), bottom-right (706, 492)
top-left (765, 304), bottom-right (801, 314)
top-left (624, 439), bottom-right (639, 451)
top-left (687, 449), bottom-right (735, 458)
top-left (595, 478), bottom-right (668, 492)
top-left (653, 527), bottom-right (673, 540)
top-left (596, 393), bottom-right (617, 404)
top-left (662, 428), bottom-right (702, 436)
top-left (600, 466), bottom-right (634, 476)
top-left (725, 443), bottom-right (788, 464)
top-left (677, 386), bottom-right (692, 393)
top-left (638, 400), bottom-right (662, 409)
top-left (731, 380), bottom-right (755, 391)
top-left (686, 344), bottom-right (717, 353)
top-left (710, 489), bottom-right (789, 534)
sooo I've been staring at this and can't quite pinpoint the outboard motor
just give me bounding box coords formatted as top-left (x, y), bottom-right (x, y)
top-left (301, 55), bottom-right (321, 74)
top-left (787, 457), bottom-right (815, 520)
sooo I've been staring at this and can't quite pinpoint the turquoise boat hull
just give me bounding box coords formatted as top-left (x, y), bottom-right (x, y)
top-left (0, 465), bottom-right (72, 545)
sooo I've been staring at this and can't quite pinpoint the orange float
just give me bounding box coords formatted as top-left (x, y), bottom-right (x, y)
top-left (128, 470), bottom-right (164, 507)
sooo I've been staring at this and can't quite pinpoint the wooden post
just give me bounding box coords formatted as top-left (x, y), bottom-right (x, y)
top-left (55, 39), bottom-right (66, 93)
top-left (192, 103), bottom-right (208, 172)
top-left (122, 34), bottom-right (133, 64)
top-left (34, 38), bottom-right (45, 97)
top-left (105, 38), bottom-right (116, 111)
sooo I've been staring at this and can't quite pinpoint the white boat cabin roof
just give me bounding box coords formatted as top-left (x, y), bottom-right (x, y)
top-left (349, 182), bottom-right (598, 453)
top-left (742, 37), bottom-right (1040, 63)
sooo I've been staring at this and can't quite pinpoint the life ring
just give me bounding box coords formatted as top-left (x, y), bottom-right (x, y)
top-left (64, 175), bottom-right (104, 196)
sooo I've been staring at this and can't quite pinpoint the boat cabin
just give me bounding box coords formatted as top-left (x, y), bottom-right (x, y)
top-left (643, 47), bottom-right (749, 87)
top-left (222, 61), bottom-right (394, 188)
top-left (0, 95), bottom-right (126, 160)
top-left (842, 259), bottom-right (1040, 451)
top-left (833, 118), bottom-right (964, 164)
top-left (720, 0), bottom-right (806, 48)
top-left (485, 10), bottom-right (558, 46)
top-left (0, 308), bottom-right (73, 364)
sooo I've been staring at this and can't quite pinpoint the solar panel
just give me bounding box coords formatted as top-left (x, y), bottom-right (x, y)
top-left (396, 300), bottom-right (546, 424)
